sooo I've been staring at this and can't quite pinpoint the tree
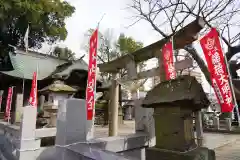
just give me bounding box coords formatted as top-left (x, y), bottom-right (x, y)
top-left (83, 29), bottom-right (147, 95)
top-left (116, 33), bottom-right (143, 56)
top-left (83, 29), bottom-right (145, 81)
top-left (0, 0), bottom-right (75, 55)
top-left (51, 46), bottom-right (75, 60)
top-left (129, 0), bottom-right (240, 86)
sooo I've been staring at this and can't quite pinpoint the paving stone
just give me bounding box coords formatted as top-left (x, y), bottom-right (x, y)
top-left (215, 140), bottom-right (240, 160)
top-left (95, 121), bottom-right (240, 160)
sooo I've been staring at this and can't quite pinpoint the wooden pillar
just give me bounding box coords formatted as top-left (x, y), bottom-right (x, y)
top-left (108, 73), bottom-right (119, 136)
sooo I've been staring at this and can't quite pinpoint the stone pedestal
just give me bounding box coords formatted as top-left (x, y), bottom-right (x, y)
top-left (146, 147), bottom-right (215, 160)
top-left (49, 113), bottom-right (57, 127)
top-left (43, 103), bottom-right (58, 127)
top-left (124, 106), bottom-right (133, 120)
top-left (154, 107), bottom-right (195, 151)
top-left (55, 99), bottom-right (94, 160)
top-left (14, 94), bottom-right (24, 123)
top-left (213, 117), bottom-right (220, 130)
top-left (226, 118), bottom-right (232, 131)
top-left (118, 106), bottom-right (123, 125)
top-left (142, 76), bottom-right (213, 159)
top-left (55, 99), bottom-right (94, 145)
top-left (16, 106), bottom-right (40, 160)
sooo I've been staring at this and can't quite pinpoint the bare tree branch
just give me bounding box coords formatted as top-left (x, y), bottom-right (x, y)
top-left (129, 0), bottom-right (240, 91)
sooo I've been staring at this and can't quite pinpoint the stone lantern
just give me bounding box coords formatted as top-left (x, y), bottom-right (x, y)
top-left (123, 100), bottom-right (134, 120)
top-left (142, 75), bottom-right (215, 160)
top-left (39, 80), bottom-right (77, 127)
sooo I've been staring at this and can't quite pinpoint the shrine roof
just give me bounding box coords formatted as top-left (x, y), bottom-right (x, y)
top-left (98, 17), bottom-right (205, 73)
top-left (142, 75), bottom-right (210, 110)
top-left (0, 49), bottom-right (100, 81)
top-left (39, 80), bottom-right (77, 93)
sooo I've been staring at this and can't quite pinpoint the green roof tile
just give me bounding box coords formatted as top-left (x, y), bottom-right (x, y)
top-left (0, 50), bottom-right (102, 82)
top-left (1, 52), bottom-right (65, 80)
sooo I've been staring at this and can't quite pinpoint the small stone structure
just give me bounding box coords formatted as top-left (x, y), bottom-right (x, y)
top-left (123, 101), bottom-right (134, 120)
top-left (39, 79), bottom-right (77, 127)
top-left (0, 99), bottom-right (151, 160)
top-left (142, 75), bottom-right (215, 160)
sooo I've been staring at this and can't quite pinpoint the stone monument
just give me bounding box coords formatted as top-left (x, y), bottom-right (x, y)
top-left (142, 75), bottom-right (215, 160)
top-left (39, 79), bottom-right (77, 127)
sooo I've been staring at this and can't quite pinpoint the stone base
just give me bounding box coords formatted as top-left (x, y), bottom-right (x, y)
top-left (146, 147), bottom-right (215, 160)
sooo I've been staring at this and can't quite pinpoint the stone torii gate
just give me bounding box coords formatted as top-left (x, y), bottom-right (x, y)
top-left (98, 18), bottom-right (206, 137)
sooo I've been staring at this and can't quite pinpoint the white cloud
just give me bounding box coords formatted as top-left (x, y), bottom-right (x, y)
top-left (61, 0), bottom-right (160, 58)
top-left (41, 0), bottom-right (233, 94)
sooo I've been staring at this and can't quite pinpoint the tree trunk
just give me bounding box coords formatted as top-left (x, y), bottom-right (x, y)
top-left (226, 45), bottom-right (240, 61)
top-left (184, 44), bottom-right (240, 102)
top-left (184, 45), bottom-right (211, 85)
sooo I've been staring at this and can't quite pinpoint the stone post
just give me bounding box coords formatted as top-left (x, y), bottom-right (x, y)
top-left (16, 106), bottom-right (40, 160)
top-left (195, 111), bottom-right (204, 147)
top-left (226, 118), bottom-right (232, 131)
top-left (108, 73), bottom-right (119, 136)
top-left (55, 99), bottom-right (94, 160)
top-left (213, 116), bottom-right (220, 130)
top-left (134, 99), bottom-right (155, 147)
top-left (14, 94), bottom-right (24, 123)
top-left (39, 95), bottom-right (45, 111)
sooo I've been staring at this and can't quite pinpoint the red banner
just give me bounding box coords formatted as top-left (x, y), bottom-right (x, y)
top-left (86, 29), bottom-right (98, 120)
top-left (29, 72), bottom-right (37, 107)
top-left (4, 87), bottom-right (13, 121)
top-left (200, 28), bottom-right (234, 112)
top-left (162, 41), bottom-right (176, 80)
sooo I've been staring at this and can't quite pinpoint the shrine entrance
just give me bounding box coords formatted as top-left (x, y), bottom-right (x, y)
top-left (98, 17), bottom-right (205, 138)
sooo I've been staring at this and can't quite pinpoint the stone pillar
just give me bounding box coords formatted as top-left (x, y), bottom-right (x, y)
top-left (14, 94), bottom-right (23, 123)
top-left (134, 99), bottom-right (155, 147)
top-left (213, 116), bottom-right (220, 130)
top-left (108, 74), bottom-right (119, 136)
top-left (55, 99), bottom-right (94, 160)
top-left (55, 99), bottom-right (94, 145)
top-left (226, 118), bottom-right (232, 131)
top-left (124, 106), bottom-right (132, 120)
top-left (39, 95), bottom-right (45, 111)
top-left (195, 111), bottom-right (203, 147)
top-left (16, 106), bottom-right (40, 160)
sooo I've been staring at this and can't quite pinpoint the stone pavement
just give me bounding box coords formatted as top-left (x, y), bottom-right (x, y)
top-left (95, 121), bottom-right (240, 159)
top-left (95, 121), bottom-right (240, 149)
top-left (203, 133), bottom-right (240, 149)
top-left (215, 140), bottom-right (240, 160)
